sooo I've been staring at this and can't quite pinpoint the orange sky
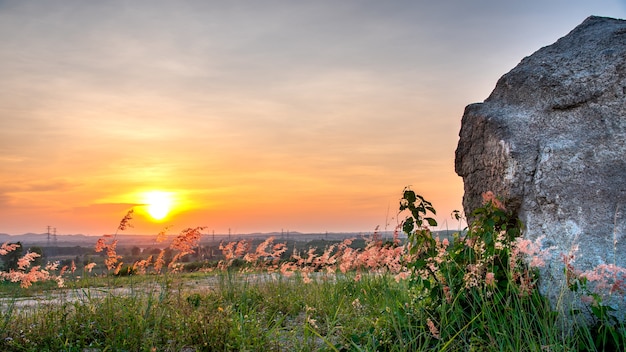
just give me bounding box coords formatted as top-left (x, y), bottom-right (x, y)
top-left (1, 1), bottom-right (624, 236)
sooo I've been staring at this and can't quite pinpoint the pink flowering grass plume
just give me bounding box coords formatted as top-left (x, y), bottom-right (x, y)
top-left (18, 251), bottom-right (41, 270)
top-left (361, 240), bottom-right (384, 269)
top-left (219, 240), bottom-right (250, 260)
top-left (133, 256), bottom-right (153, 275)
top-left (339, 236), bottom-right (380, 279)
top-left (219, 241), bottom-right (237, 261)
top-left (170, 227), bottom-right (205, 254)
top-left (279, 261), bottom-right (298, 278)
top-left (235, 241), bottom-right (250, 258)
top-left (154, 250), bottom-right (166, 273)
top-left (254, 237), bottom-right (275, 257)
top-left (0, 242), bottom-right (20, 255)
top-left (271, 242), bottom-right (288, 258)
top-left (338, 246), bottom-right (357, 273)
top-left (581, 263), bottom-right (626, 296)
top-left (117, 209), bottom-right (134, 232)
top-left (426, 318), bottom-right (440, 339)
top-left (113, 262), bottom-right (124, 275)
top-left (560, 241), bottom-right (626, 313)
top-left (561, 244), bottom-right (582, 287)
top-left (168, 262), bottom-right (184, 273)
top-left (13, 266), bottom-right (50, 288)
top-left (93, 209), bottom-right (135, 272)
top-left (442, 285), bottom-right (453, 303)
top-left (380, 245), bottom-right (406, 274)
top-left (494, 231), bottom-right (507, 251)
top-left (95, 238), bottom-right (107, 253)
top-left (301, 270), bottom-right (312, 284)
top-left (463, 263), bottom-right (484, 289)
top-left (313, 243), bottom-right (339, 270)
top-left (54, 276), bottom-right (65, 288)
top-left (84, 262), bottom-right (97, 273)
top-left (422, 237), bottom-right (450, 282)
top-left (481, 191), bottom-right (505, 210)
top-left (394, 270), bottom-right (411, 283)
top-left (243, 237), bottom-right (286, 265)
top-left (281, 233), bottom-right (414, 281)
top-left (217, 240), bottom-right (251, 269)
top-left (156, 225), bottom-right (172, 243)
top-left (0, 251), bottom-right (65, 288)
top-left (513, 236), bottom-right (551, 269)
top-left (485, 272), bottom-right (496, 287)
top-left (375, 242), bottom-right (411, 276)
top-left (97, 239), bottom-right (122, 271)
top-left (59, 265), bottom-right (68, 277)
top-left (392, 226), bottom-right (402, 246)
top-left (303, 247), bottom-right (318, 266)
top-left (169, 226), bottom-right (206, 268)
top-left (45, 261), bottom-right (60, 272)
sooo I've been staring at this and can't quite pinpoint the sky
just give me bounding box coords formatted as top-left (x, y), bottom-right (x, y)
top-left (1, 1), bottom-right (625, 236)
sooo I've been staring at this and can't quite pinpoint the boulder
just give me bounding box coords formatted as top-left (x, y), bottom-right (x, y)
top-left (455, 16), bottom-right (626, 320)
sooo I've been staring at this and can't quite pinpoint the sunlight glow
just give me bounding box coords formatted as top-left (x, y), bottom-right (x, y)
top-left (142, 191), bottom-right (174, 221)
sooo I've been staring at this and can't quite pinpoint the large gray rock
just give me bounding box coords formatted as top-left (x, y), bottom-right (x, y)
top-left (455, 16), bottom-right (626, 320)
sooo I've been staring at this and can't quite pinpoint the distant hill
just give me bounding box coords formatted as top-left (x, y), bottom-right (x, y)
top-left (0, 229), bottom-right (464, 250)
top-left (0, 233), bottom-right (98, 246)
top-left (0, 229), bottom-right (471, 248)
top-left (0, 230), bottom-right (387, 247)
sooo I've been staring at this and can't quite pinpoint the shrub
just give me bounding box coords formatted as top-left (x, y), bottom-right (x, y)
top-left (400, 187), bottom-right (557, 346)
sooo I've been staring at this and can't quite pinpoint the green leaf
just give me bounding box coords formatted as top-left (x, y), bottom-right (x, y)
top-left (425, 217), bottom-right (438, 227)
top-left (591, 305), bottom-right (603, 319)
top-left (415, 258), bottom-right (427, 268)
top-left (402, 218), bottom-right (414, 235)
top-left (403, 190), bottom-right (417, 204)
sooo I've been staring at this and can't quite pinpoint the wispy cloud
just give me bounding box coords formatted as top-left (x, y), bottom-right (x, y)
top-left (0, 0), bottom-right (624, 234)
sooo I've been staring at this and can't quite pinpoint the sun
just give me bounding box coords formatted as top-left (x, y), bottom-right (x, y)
top-left (142, 191), bottom-right (174, 221)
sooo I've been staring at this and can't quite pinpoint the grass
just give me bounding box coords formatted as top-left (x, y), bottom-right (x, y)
top-left (0, 270), bottom-right (616, 351)
top-left (0, 194), bottom-right (624, 351)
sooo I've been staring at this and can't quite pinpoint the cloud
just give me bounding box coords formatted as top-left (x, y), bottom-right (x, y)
top-left (0, 191), bottom-right (11, 207)
top-left (22, 180), bottom-right (74, 193)
top-left (0, 179), bottom-right (75, 194)
top-left (69, 202), bottom-right (140, 213)
top-left (1, 0), bottom-right (624, 234)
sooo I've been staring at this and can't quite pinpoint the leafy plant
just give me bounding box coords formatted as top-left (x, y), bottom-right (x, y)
top-left (566, 270), bottom-right (626, 350)
top-left (400, 187), bottom-right (555, 346)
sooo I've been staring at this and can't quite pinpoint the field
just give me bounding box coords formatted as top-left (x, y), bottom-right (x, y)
top-left (0, 193), bottom-right (624, 351)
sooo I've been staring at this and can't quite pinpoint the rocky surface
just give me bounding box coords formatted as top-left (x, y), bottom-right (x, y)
top-left (455, 16), bottom-right (626, 319)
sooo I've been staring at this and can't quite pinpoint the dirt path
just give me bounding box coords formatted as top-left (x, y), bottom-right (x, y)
top-left (0, 272), bottom-right (313, 310)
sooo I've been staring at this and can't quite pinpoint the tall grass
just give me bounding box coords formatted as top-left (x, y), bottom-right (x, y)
top-left (0, 190), bottom-right (623, 351)
top-left (0, 271), bottom-right (598, 351)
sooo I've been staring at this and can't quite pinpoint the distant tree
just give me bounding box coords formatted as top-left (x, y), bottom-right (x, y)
top-left (147, 247), bottom-right (162, 256)
top-left (131, 246), bottom-right (141, 256)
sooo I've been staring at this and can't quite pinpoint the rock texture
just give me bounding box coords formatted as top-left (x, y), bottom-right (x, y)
top-left (455, 16), bottom-right (626, 319)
